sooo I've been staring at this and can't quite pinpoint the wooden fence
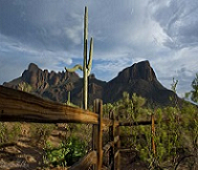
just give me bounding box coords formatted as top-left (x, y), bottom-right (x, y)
top-left (0, 85), bottom-right (153, 170)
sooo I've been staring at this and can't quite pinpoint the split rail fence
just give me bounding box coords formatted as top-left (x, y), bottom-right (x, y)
top-left (0, 85), bottom-right (153, 170)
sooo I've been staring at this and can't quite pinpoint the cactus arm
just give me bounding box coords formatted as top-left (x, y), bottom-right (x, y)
top-left (67, 91), bottom-right (70, 104)
top-left (65, 64), bottom-right (83, 72)
top-left (87, 37), bottom-right (93, 76)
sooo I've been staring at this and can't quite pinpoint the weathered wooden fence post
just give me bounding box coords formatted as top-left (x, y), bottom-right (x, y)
top-left (151, 113), bottom-right (156, 156)
top-left (92, 99), bottom-right (103, 170)
top-left (109, 111), bottom-right (115, 170)
top-left (115, 116), bottom-right (120, 170)
top-left (109, 111), bottom-right (120, 170)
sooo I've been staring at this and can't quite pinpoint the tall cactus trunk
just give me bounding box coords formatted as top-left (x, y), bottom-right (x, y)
top-left (65, 6), bottom-right (93, 110)
top-left (83, 7), bottom-right (93, 110)
top-left (83, 6), bottom-right (88, 110)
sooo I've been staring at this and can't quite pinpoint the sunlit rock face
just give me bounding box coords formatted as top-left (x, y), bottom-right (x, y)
top-left (21, 63), bottom-right (80, 88)
top-left (22, 63), bottom-right (42, 88)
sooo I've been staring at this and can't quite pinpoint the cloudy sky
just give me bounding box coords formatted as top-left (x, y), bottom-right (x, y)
top-left (0, 0), bottom-right (198, 97)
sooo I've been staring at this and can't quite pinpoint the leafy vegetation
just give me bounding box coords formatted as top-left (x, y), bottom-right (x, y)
top-left (18, 81), bottom-right (34, 93)
top-left (102, 84), bottom-right (198, 169)
top-left (185, 73), bottom-right (198, 103)
top-left (29, 123), bottom-right (56, 147)
top-left (43, 136), bottom-right (87, 167)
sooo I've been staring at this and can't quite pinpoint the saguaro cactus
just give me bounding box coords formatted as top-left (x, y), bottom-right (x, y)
top-left (65, 6), bottom-right (93, 110)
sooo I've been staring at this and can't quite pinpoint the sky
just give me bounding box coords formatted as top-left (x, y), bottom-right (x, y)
top-left (0, 0), bottom-right (198, 98)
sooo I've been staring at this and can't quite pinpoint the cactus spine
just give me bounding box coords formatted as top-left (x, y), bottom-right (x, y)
top-left (65, 6), bottom-right (93, 110)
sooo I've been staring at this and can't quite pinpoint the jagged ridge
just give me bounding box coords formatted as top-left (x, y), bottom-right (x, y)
top-left (3, 61), bottom-right (182, 107)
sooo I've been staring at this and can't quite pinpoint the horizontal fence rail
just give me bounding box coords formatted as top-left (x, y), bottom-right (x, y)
top-left (0, 86), bottom-right (98, 124)
top-left (0, 86), bottom-right (118, 127)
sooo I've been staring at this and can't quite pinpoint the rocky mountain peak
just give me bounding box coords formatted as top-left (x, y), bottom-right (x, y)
top-left (28, 63), bottom-right (39, 71)
top-left (20, 63), bottom-right (80, 89)
top-left (131, 60), bottom-right (156, 81)
top-left (104, 60), bottom-right (181, 106)
top-left (113, 60), bottom-right (156, 84)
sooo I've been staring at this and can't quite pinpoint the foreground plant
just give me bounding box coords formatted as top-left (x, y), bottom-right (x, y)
top-left (43, 136), bottom-right (87, 168)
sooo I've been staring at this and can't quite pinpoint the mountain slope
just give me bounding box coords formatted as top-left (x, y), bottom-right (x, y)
top-left (103, 60), bottom-right (181, 106)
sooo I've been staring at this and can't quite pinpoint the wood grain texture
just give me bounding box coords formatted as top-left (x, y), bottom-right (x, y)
top-left (151, 114), bottom-right (156, 156)
top-left (116, 126), bottom-right (121, 170)
top-left (0, 86), bottom-right (98, 124)
top-left (0, 86), bottom-right (120, 130)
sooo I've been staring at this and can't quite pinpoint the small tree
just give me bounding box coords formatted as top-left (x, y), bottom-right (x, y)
top-left (185, 73), bottom-right (198, 169)
top-left (186, 73), bottom-right (198, 103)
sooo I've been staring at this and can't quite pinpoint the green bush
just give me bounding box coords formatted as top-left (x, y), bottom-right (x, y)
top-left (43, 136), bottom-right (87, 167)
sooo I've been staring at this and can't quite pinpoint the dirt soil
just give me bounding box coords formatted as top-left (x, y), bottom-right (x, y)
top-left (0, 123), bottom-right (196, 170)
top-left (0, 123), bottom-right (68, 170)
top-left (0, 123), bottom-right (147, 170)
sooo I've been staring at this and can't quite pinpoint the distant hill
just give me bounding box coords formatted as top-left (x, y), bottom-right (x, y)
top-left (3, 61), bottom-right (183, 107)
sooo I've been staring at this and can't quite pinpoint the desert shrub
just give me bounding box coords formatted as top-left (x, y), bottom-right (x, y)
top-left (30, 123), bottom-right (56, 147)
top-left (0, 122), bottom-right (21, 144)
top-left (107, 88), bottom-right (198, 168)
top-left (43, 136), bottom-right (87, 167)
top-left (0, 122), bottom-right (6, 144)
top-left (18, 81), bottom-right (34, 92)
